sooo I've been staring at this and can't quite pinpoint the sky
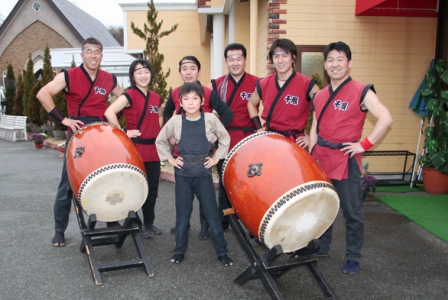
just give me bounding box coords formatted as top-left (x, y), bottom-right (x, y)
top-left (0, 0), bottom-right (136, 27)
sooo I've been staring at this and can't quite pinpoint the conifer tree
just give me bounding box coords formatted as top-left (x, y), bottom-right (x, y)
top-left (40, 46), bottom-right (54, 124)
top-left (53, 91), bottom-right (67, 130)
top-left (28, 81), bottom-right (43, 126)
top-left (23, 53), bottom-right (35, 116)
top-left (12, 73), bottom-right (24, 116)
top-left (4, 63), bottom-right (15, 115)
top-left (52, 55), bottom-right (73, 131)
top-left (131, 0), bottom-right (178, 102)
top-left (42, 46), bottom-right (53, 85)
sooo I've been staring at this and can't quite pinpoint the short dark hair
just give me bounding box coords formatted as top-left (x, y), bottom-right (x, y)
top-left (81, 37), bottom-right (103, 52)
top-left (323, 41), bottom-right (352, 61)
top-left (179, 56), bottom-right (201, 72)
top-left (179, 82), bottom-right (204, 100)
top-left (224, 43), bottom-right (247, 58)
top-left (268, 38), bottom-right (297, 62)
top-left (129, 59), bottom-right (154, 88)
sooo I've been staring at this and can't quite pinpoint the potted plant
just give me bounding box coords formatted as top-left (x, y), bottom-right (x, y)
top-left (29, 132), bottom-right (48, 149)
top-left (419, 59), bottom-right (448, 194)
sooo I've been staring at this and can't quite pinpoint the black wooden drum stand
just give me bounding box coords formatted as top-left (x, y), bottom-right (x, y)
top-left (71, 190), bottom-right (154, 285)
top-left (227, 214), bottom-right (339, 300)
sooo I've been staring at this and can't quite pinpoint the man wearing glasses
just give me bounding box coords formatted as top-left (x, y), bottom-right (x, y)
top-left (37, 37), bottom-right (124, 247)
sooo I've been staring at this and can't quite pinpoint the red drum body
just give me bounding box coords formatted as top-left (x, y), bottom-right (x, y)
top-left (66, 122), bottom-right (148, 222)
top-left (222, 132), bottom-right (339, 252)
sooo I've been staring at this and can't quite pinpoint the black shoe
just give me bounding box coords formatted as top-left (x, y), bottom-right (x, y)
top-left (221, 220), bottom-right (229, 231)
top-left (52, 231), bottom-right (65, 247)
top-left (139, 227), bottom-right (153, 239)
top-left (145, 224), bottom-right (162, 235)
top-left (198, 226), bottom-right (210, 239)
top-left (218, 254), bottom-right (233, 266)
top-left (170, 253), bottom-right (185, 264)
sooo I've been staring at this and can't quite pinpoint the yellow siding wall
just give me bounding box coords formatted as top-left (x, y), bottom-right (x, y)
top-left (126, 10), bottom-right (211, 95)
top-left (282, 0), bottom-right (437, 173)
top-left (257, 0), bottom-right (268, 78)
top-left (233, 1), bottom-right (252, 69)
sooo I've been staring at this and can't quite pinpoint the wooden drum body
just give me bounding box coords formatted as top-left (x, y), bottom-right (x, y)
top-left (66, 122), bottom-right (148, 222)
top-left (222, 132), bottom-right (339, 252)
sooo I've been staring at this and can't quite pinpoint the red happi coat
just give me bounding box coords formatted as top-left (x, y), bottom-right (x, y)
top-left (312, 78), bottom-right (372, 180)
top-left (258, 71), bottom-right (314, 133)
top-left (64, 64), bottom-right (117, 117)
top-left (123, 88), bottom-right (161, 162)
top-left (212, 72), bottom-right (259, 149)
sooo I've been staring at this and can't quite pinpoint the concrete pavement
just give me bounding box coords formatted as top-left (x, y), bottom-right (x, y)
top-left (1, 139), bottom-right (448, 300)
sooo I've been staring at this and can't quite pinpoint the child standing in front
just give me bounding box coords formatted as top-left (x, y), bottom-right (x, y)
top-left (156, 82), bottom-right (233, 266)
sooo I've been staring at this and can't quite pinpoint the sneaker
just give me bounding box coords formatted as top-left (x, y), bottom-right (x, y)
top-left (52, 231), bottom-right (65, 247)
top-left (170, 253), bottom-right (185, 264)
top-left (139, 227), bottom-right (153, 239)
top-left (145, 224), bottom-right (162, 235)
top-left (218, 254), bottom-right (233, 266)
top-left (342, 260), bottom-right (360, 275)
top-left (198, 226), bottom-right (210, 239)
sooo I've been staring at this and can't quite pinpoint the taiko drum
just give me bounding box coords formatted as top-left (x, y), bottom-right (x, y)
top-left (222, 132), bottom-right (339, 252)
top-left (66, 122), bottom-right (148, 222)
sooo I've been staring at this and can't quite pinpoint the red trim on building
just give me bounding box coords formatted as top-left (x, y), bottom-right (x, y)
top-left (355, 0), bottom-right (438, 18)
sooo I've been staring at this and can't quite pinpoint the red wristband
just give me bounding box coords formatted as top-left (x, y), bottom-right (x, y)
top-left (360, 137), bottom-right (374, 151)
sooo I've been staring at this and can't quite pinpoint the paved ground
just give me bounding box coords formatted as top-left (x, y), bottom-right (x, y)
top-left (1, 139), bottom-right (448, 300)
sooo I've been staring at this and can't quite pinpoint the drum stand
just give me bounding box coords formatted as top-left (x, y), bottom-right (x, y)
top-left (71, 190), bottom-right (154, 285)
top-left (226, 213), bottom-right (339, 300)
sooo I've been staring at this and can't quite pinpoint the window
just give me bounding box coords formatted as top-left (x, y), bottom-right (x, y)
top-left (295, 46), bottom-right (329, 88)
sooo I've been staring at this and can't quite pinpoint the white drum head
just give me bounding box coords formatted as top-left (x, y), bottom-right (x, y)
top-left (78, 164), bottom-right (148, 222)
top-left (260, 181), bottom-right (339, 252)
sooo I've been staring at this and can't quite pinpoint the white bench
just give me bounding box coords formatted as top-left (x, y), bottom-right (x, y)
top-left (0, 115), bottom-right (15, 140)
top-left (12, 116), bottom-right (28, 141)
top-left (0, 115), bottom-right (28, 141)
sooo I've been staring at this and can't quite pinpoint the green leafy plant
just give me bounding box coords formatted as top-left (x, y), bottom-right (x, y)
top-left (4, 63), bottom-right (15, 115)
top-left (419, 59), bottom-right (448, 174)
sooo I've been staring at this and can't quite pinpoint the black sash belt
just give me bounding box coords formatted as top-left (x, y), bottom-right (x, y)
top-left (269, 129), bottom-right (303, 139)
top-left (70, 116), bottom-right (104, 123)
top-left (131, 137), bottom-right (156, 145)
top-left (227, 126), bottom-right (255, 134)
top-left (317, 136), bottom-right (356, 149)
top-left (182, 154), bottom-right (209, 164)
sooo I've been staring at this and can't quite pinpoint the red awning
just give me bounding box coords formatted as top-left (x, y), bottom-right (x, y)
top-left (355, 0), bottom-right (438, 18)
